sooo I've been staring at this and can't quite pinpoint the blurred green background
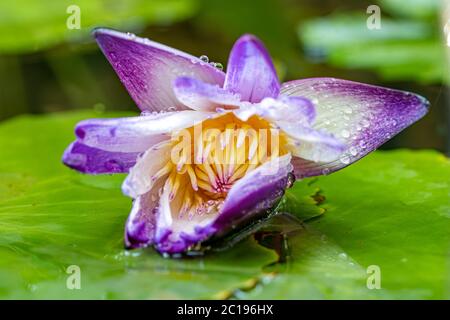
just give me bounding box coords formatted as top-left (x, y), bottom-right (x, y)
top-left (0, 0), bottom-right (448, 153)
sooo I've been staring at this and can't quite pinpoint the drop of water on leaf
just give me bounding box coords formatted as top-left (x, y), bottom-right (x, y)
top-left (338, 252), bottom-right (348, 260)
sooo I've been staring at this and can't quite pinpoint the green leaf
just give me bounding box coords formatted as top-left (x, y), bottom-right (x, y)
top-left (243, 150), bottom-right (450, 299)
top-left (0, 111), bottom-right (448, 299)
top-left (277, 179), bottom-right (326, 222)
top-left (379, 0), bottom-right (443, 19)
top-left (298, 13), bottom-right (446, 84)
top-left (0, 0), bottom-right (198, 54)
top-left (0, 111), bottom-right (277, 299)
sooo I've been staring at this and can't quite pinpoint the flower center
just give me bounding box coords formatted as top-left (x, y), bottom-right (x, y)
top-left (153, 113), bottom-right (287, 220)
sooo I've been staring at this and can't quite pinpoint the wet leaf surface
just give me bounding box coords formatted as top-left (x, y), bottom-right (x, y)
top-left (0, 111), bottom-right (448, 299)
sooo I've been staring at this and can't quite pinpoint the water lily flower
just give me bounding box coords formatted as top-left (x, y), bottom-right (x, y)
top-left (62, 28), bottom-right (429, 255)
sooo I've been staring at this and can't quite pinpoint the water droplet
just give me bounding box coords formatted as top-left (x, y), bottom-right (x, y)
top-left (361, 119), bottom-right (370, 128)
top-left (349, 146), bottom-right (358, 156)
top-left (167, 106), bottom-right (176, 112)
top-left (214, 62), bottom-right (224, 70)
top-left (126, 32), bottom-right (136, 39)
top-left (322, 168), bottom-right (330, 175)
top-left (199, 55), bottom-right (209, 63)
top-left (28, 284), bottom-right (37, 292)
top-left (338, 252), bottom-right (348, 260)
top-left (341, 129), bottom-right (350, 138)
top-left (344, 106), bottom-right (352, 114)
top-left (286, 172), bottom-right (295, 188)
top-left (340, 155), bottom-right (350, 164)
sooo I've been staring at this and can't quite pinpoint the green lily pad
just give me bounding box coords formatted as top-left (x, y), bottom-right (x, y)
top-left (379, 0), bottom-right (443, 19)
top-left (0, 111), bottom-right (277, 299)
top-left (0, 0), bottom-right (197, 54)
top-left (243, 150), bottom-right (450, 299)
top-left (298, 13), bottom-right (446, 84)
top-left (0, 111), bottom-right (448, 299)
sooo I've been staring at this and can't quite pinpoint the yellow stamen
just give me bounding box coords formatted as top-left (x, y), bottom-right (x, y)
top-left (156, 113), bottom-right (288, 220)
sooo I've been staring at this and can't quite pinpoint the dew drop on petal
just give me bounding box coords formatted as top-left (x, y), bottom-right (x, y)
top-left (341, 129), bottom-right (350, 138)
top-left (199, 55), bottom-right (209, 63)
top-left (340, 155), bottom-right (350, 165)
top-left (349, 146), bottom-right (358, 156)
top-left (286, 172), bottom-right (295, 189)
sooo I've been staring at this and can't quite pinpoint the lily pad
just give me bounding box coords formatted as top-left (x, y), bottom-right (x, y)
top-left (243, 150), bottom-right (450, 299)
top-left (0, 0), bottom-right (198, 54)
top-left (0, 111), bottom-right (448, 299)
top-left (298, 13), bottom-right (446, 84)
top-left (0, 111), bottom-right (277, 299)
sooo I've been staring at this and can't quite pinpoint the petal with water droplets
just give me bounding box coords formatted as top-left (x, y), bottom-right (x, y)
top-left (74, 111), bottom-right (214, 153)
top-left (224, 34), bottom-right (280, 103)
top-left (62, 141), bottom-right (138, 174)
top-left (282, 78), bottom-right (429, 177)
top-left (173, 76), bottom-right (242, 111)
top-left (94, 28), bottom-right (225, 112)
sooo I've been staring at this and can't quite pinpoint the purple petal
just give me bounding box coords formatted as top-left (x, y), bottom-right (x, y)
top-left (62, 141), bottom-right (138, 174)
top-left (154, 178), bottom-right (218, 254)
top-left (93, 28), bottom-right (225, 112)
top-left (173, 76), bottom-right (242, 111)
top-left (75, 111), bottom-right (213, 153)
top-left (224, 34), bottom-right (280, 103)
top-left (152, 155), bottom-right (293, 254)
top-left (281, 78), bottom-right (430, 178)
top-left (234, 96), bottom-right (315, 124)
top-left (280, 123), bottom-right (346, 162)
top-left (125, 180), bottom-right (163, 249)
top-left (213, 154), bottom-right (292, 232)
top-left (122, 141), bottom-right (173, 198)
